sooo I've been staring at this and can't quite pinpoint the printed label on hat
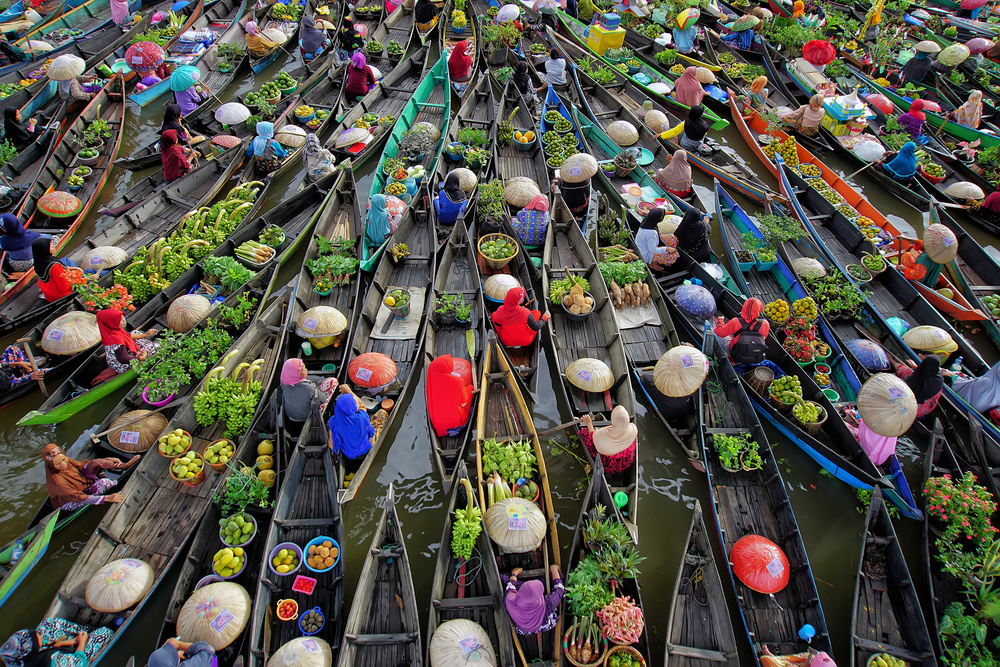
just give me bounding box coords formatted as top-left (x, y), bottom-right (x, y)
top-left (459, 637), bottom-right (481, 658)
top-left (303, 317), bottom-right (318, 330)
top-left (89, 255), bottom-right (105, 266)
top-left (48, 330), bottom-right (63, 341)
top-left (508, 517), bottom-right (528, 531)
top-left (119, 430), bottom-right (140, 445)
top-left (576, 369), bottom-right (593, 382)
top-left (568, 166), bottom-right (582, 176)
top-left (131, 56), bottom-right (145, 65)
top-left (766, 557), bottom-right (785, 578)
top-left (302, 639), bottom-right (320, 654)
top-left (210, 609), bottom-right (234, 633)
top-left (888, 387), bottom-right (903, 399)
top-left (356, 367), bottom-right (372, 382)
top-left (681, 354), bottom-right (693, 368)
top-left (943, 236), bottom-right (954, 247)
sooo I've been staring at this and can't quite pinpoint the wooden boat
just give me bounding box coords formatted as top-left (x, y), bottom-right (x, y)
top-left (40, 288), bottom-right (290, 663)
top-left (440, 1), bottom-right (476, 102)
top-left (852, 487), bottom-right (936, 667)
top-left (475, 335), bottom-right (562, 667)
top-left (0, 510), bottom-right (59, 609)
top-left (698, 325), bottom-right (833, 662)
top-left (336, 189), bottom-right (434, 502)
top-left (424, 221), bottom-right (486, 489)
top-left (337, 485), bottom-right (421, 667)
top-left (0, 0), bottom-right (64, 45)
top-left (425, 460), bottom-right (516, 667)
top-left (665, 500), bottom-right (739, 666)
top-left (363, 52), bottom-right (450, 271)
top-left (241, 0), bottom-right (309, 73)
top-left (15, 0), bottom-right (139, 45)
top-left (0, 122), bottom-right (57, 232)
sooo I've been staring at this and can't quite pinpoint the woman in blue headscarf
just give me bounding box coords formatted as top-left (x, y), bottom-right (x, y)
top-left (673, 10), bottom-right (700, 54)
top-left (328, 388), bottom-right (374, 460)
top-left (246, 121), bottom-right (287, 174)
top-left (878, 141), bottom-right (918, 182)
top-left (365, 193), bottom-right (401, 247)
top-left (0, 213), bottom-right (40, 272)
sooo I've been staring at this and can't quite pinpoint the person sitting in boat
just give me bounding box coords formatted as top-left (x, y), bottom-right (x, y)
top-left (491, 286), bottom-right (550, 348)
top-left (414, 0), bottom-right (439, 31)
top-left (564, 0), bottom-right (578, 19)
top-left (57, 74), bottom-right (97, 105)
top-left (577, 0), bottom-right (594, 22)
top-left (660, 104), bottom-right (712, 152)
top-left (0, 213), bottom-right (40, 274)
top-left (654, 149), bottom-right (693, 198)
top-left (0, 39), bottom-right (28, 68)
top-left (32, 238), bottom-right (83, 302)
top-left (721, 14), bottom-right (760, 51)
top-left (897, 99), bottom-right (928, 137)
top-left (448, 40), bottom-right (474, 85)
top-left (1, 619), bottom-right (114, 667)
top-left (742, 76), bottom-right (769, 111)
top-left (900, 44), bottom-right (934, 83)
top-left (877, 141), bottom-right (918, 183)
top-left (245, 21), bottom-right (280, 58)
top-left (110, 0), bottom-right (134, 26)
top-left (505, 564), bottom-right (564, 636)
top-left (338, 17), bottom-right (364, 56)
top-left (536, 0), bottom-right (559, 30)
top-left (779, 93), bottom-right (824, 137)
top-left (640, 365), bottom-right (702, 418)
top-left (760, 646), bottom-right (836, 667)
top-left (951, 90), bottom-right (983, 129)
top-left (551, 173), bottom-right (591, 216)
top-left (148, 637), bottom-right (216, 667)
top-left (977, 190), bottom-right (1000, 224)
top-left (672, 11), bottom-right (699, 54)
top-left (344, 52), bottom-right (376, 104)
top-left (894, 356), bottom-right (950, 418)
top-left (0, 343), bottom-right (47, 390)
top-left (161, 130), bottom-right (196, 183)
top-left (173, 79), bottom-right (209, 117)
top-left (43, 443), bottom-right (138, 511)
top-left (536, 50), bottom-right (568, 93)
top-left (675, 207), bottom-right (711, 262)
top-left (512, 194), bottom-right (549, 246)
top-left (160, 103), bottom-right (194, 147)
top-left (3, 107), bottom-right (37, 153)
top-left (299, 14), bottom-right (331, 62)
top-left (579, 408), bottom-right (636, 474)
top-left (435, 172), bottom-right (469, 226)
top-left (303, 132), bottom-right (337, 183)
top-left (511, 61), bottom-right (538, 106)
top-left (952, 363), bottom-right (1000, 415)
top-left (365, 194), bottom-right (402, 246)
top-left (246, 121), bottom-right (287, 174)
top-left (790, 0), bottom-right (808, 23)
top-left (329, 385), bottom-right (382, 460)
top-left (673, 66), bottom-right (705, 108)
top-left (280, 358), bottom-right (338, 438)
top-left (426, 354), bottom-right (474, 437)
top-left (714, 297), bottom-right (770, 365)
top-left (98, 308), bottom-right (159, 375)
top-left (635, 208), bottom-right (679, 271)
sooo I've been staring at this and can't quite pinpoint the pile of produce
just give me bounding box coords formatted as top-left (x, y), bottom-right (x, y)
top-left (981, 294), bottom-right (1000, 316)
top-left (270, 1), bottom-right (302, 19)
top-left (803, 270), bottom-right (868, 318)
top-left (791, 297), bottom-right (817, 320)
top-left (134, 323), bottom-right (234, 401)
top-left (450, 478), bottom-right (482, 561)
top-left (764, 299), bottom-right (790, 323)
top-left (295, 104), bottom-right (314, 119)
top-left (543, 133), bottom-right (581, 169)
top-left (171, 451), bottom-right (204, 479)
top-left (259, 81), bottom-right (281, 100)
top-left (599, 260), bottom-right (650, 309)
top-left (306, 540), bottom-right (339, 570)
top-left (391, 243), bottom-right (410, 261)
top-left (308, 235), bottom-right (357, 286)
top-left (299, 609), bottom-right (323, 633)
top-left (555, 271), bottom-right (594, 315)
top-left (762, 136), bottom-right (800, 168)
top-left (866, 654), bottom-right (904, 667)
top-left (203, 256), bottom-right (255, 295)
top-left (497, 107), bottom-right (519, 146)
top-left (481, 437), bottom-right (536, 482)
top-left (384, 288), bottom-right (409, 309)
top-left (271, 546), bottom-right (299, 573)
top-left (514, 130), bottom-right (535, 144)
top-left (205, 438), bottom-right (235, 467)
top-left (77, 147), bottom-right (100, 161)
top-left (271, 72), bottom-right (297, 90)
top-left (386, 40), bottom-right (404, 55)
top-left (385, 181), bottom-right (406, 196)
top-left (479, 236), bottom-right (517, 261)
top-left (798, 163), bottom-right (821, 178)
top-left (549, 275), bottom-right (590, 304)
top-left (768, 374), bottom-right (802, 402)
top-left (220, 512), bottom-right (253, 545)
top-left (236, 240), bottom-right (274, 265)
top-left (792, 399), bottom-right (823, 423)
top-left (158, 428), bottom-right (191, 456)
top-left (0, 78), bottom-right (35, 100)
top-left (212, 546), bottom-right (245, 577)
top-left (193, 358), bottom-right (266, 438)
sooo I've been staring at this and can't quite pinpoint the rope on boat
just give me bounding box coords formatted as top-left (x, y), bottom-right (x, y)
top-left (680, 561), bottom-right (709, 607)
top-left (706, 359), bottom-right (727, 427)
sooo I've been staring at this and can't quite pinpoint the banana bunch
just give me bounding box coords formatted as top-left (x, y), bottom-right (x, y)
top-left (497, 106), bottom-right (518, 146)
top-left (450, 478), bottom-right (483, 561)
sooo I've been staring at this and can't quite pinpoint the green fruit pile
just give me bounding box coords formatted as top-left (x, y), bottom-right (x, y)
top-left (553, 118), bottom-right (573, 132)
top-left (982, 294), bottom-right (1000, 316)
top-left (793, 400), bottom-right (823, 423)
top-left (205, 438), bottom-right (235, 466)
top-left (769, 375), bottom-right (802, 401)
top-left (259, 82), bottom-right (281, 99)
top-left (544, 110), bottom-right (564, 123)
top-left (171, 452), bottom-right (204, 479)
top-left (213, 546), bottom-right (245, 577)
top-left (271, 547), bottom-right (299, 574)
top-left (867, 653), bottom-right (904, 667)
top-left (220, 513), bottom-right (254, 545)
top-left (272, 72), bottom-right (296, 89)
top-left (482, 437), bottom-right (536, 481)
top-left (78, 148), bottom-right (99, 158)
top-left (159, 428), bottom-right (191, 456)
top-left (762, 136), bottom-right (800, 168)
top-left (607, 652), bottom-right (642, 667)
top-left (792, 297), bottom-right (817, 319)
top-left (480, 236), bottom-right (516, 260)
top-left (515, 480), bottom-right (539, 499)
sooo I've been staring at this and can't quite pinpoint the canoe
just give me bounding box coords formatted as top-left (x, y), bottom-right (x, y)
top-left (425, 459), bottom-right (515, 667)
top-left (698, 324), bottom-right (833, 662)
top-left (440, 2), bottom-right (476, 102)
top-left (665, 500), bottom-right (739, 667)
top-left (0, 123), bottom-right (57, 238)
top-left (0, 510), bottom-right (58, 609)
top-left (852, 487), bottom-right (936, 667)
top-left (15, 0), bottom-right (139, 45)
top-left (0, 0), bottom-right (63, 44)
top-left (424, 220), bottom-right (486, 490)
top-left (475, 335), bottom-right (562, 667)
top-left (355, 4), bottom-right (416, 74)
top-left (40, 285), bottom-right (290, 664)
top-left (336, 188), bottom-right (435, 502)
top-left (249, 431), bottom-right (347, 666)
top-left (363, 52), bottom-right (449, 271)
top-left (241, 0), bottom-right (309, 74)
top-left (337, 485), bottom-right (421, 667)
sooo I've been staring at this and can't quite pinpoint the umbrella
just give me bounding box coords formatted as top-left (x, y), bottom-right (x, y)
top-left (803, 40), bottom-right (836, 66)
top-left (857, 373), bottom-right (918, 437)
top-left (939, 43), bottom-right (971, 66)
top-left (923, 223), bottom-right (959, 264)
top-left (484, 498), bottom-right (546, 553)
top-left (961, 0), bottom-right (987, 8)
top-left (170, 65), bottom-right (202, 91)
top-left (26, 40), bottom-right (53, 52)
top-left (915, 40), bottom-right (941, 53)
top-left (211, 134), bottom-right (241, 149)
top-left (46, 54), bottom-right (85, 81)
top-left (177, 582), bottom-right (251, 650)
top-left (845, 339), bottom-right (891, 371)
top-left (944, 181), bottom-right (985, 200)
top-left (349, 352), bottom-right (397, 388)
top-left (731, 535), bottom-right (789, 594)
top-left (675, 283), bottom-right (716, 319)
top-left (215, 102), bottom-right (250, 125)
top-left (653, 345), bottom-right (709, 397)
top-left (266, 638), bottom-right (333, 667)
top-left (42, 311), bottom-right (100, 355)
top-left (274, 124), bottom-right (307, 147)
top-left (497, 3), bottom-right (520, 20)
top-left (730, 14), bottom-right (759, 31)
top-left (86, 558), bottom-right (154, 612)
top-left (124, 41), bottom-right (164, 74)
top-left (565, 358), bottom-right (614, 392)
top-left (38, 191), bottom-right (82, 217)
top-left (676, 7), bottom-right (699, 28)
top-left (967, 37), bottom-right (995, 54)
top-left (902, 325), bottom-right (953, 352)
top-left (864, 93), bottom-right (894, 115)
top-left (296, 306), bottom-right (348, 337)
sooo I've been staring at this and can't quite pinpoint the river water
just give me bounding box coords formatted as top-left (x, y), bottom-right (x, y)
top-left (0, 49), bottom-right (991, 665)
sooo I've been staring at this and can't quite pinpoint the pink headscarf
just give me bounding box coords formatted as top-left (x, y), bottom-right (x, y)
top-left (110, 0), bottom-right (129, 24)
top-left (858, 418), bottom-right (896, 465)
top-left (246, 20), bottom-right (260, 35)
top-left (505, 579), bottom-right (548, 633)
top-left (674, 66), bottom-right (705, 108)
top-left (281, 358), bottom-right (307, 386)
top-left (525, 194), bottom-right (549, 212)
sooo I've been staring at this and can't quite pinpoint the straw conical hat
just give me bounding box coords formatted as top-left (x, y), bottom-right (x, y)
top-left (915, 40), bottom-right (941, 53)
top-left (108, 410), bottom-right (168, 452)
top-left (943, 181), bottom-right (985, 201)
top-left (484, 274), bottom-right (520, 301)
top-left (644, 109), bottom-right (667, 133)
top-left (41, 311), bottom-right (101, 355)
top-left (266, 637), bottom-right (332, 667)
top-left (560, 153), bottom-right (598, 183)
top-left (85, 558), bottom-right (154, 612)
top-left (857, 373), bottom-right (918, 437)
top-left (412, 121), bottom-right (441, 141)
top-left (166, 294), bottom-right (212, 333)
top-left (653, 345), bottom-right (709, 397)
top-left (484, 497), bottom-right (546, 553)
top-left (335, 126), bottom-right (369, 149)
top-left (82, 246), bottom-right (128, 271)
top-left (902, 325), bottom-right (952, 352)
top-left (430, 619), bottom-right (497, 666)
top-left (450, 167), bottom-right (478, 191)
top-left (695, 67), bottom-right (716, 84)
top-left (262, 27), bottom-right (288, 44)
top-left (607, 121), bottom-right (639, 146)
top-left (922, 224), bottom-right (958, 264)
top-left (177, 582), bottom-right (251, 650)
top-left (504, 177), bottom-right (541, 208)
top-left (296, 306), bottom-right (348, 337)
top-left (275, 124), bottom-right (307, 148)
top-left (565, 358), bottom-right (614, 392)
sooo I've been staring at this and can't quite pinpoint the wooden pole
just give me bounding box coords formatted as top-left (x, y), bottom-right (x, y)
top-left (15, 337), bottom-right (46, 397)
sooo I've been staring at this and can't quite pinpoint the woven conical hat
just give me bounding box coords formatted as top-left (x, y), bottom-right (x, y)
top-left (177, 582), bottom-right (251, 650)
top-left (653, 345), bottom-right (709, 397)
top-left (296, 306), bottom-right (348, 337)
top-left (108, 410), bottom-right (168, 452)
top-left (429, 619), bottom-right (497, 666)
top-left (166, 294), bottom-right (212, 333)
top-left (560, 153), bottom-right (598, 183)
top-left (791, 257), bottom-right (826, 279)
top-left (607, 121), bottom-right (639, 146)
top-left (335, 127), bottom-right (369, 148)
top-left (484, 274), bottom-right (520, 301)
top-left (82, 246), bottom-right (128, 271)
top-left (85, 558), bottom-right (154, 612)
top-left (504, 177), bottom-right (541, 208)
top-left (266, 637), bottom-right (332, 667)
top-left (922, 224), bottom-right (958, 264)
top-left (449, 167), bottom-right (478, 191)
top-left (857, 373), bottom-right (918, 437)
top-left (484, 497), bottom-right (545, 553)
top-left (41, 311), bottom-right (100, 355)
top-left (565, 358), bottom-right (614, 391)
top-left (902, 325), bottom-right (952, 352)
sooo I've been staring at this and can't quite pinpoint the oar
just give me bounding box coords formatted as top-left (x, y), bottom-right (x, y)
top-left (88, 396), bottom-right (188, 443)
top-left (536, 419), bottom-right (581, 436)
top-left (844, 160), bottom-right (878, 180)
top-left (16, 336), bottom-right (46, 397)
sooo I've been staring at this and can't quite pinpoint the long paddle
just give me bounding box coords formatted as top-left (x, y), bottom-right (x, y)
top-left (16, 337), bottom-right (46, 397)
top-left (844, 160), bottom-right (878, 180)
top-left (536, 419), bottom-right (581, 436)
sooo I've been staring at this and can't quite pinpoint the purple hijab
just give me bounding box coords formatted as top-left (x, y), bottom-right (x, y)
top-left (350, 52), bottom-right (366, 69)
top-left (506, 580), bottom-right (547, 633)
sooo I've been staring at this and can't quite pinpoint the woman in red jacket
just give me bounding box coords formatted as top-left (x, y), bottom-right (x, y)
top-left (32, 236), bottom-right (82, 301)
top-left (426, 354), bottom-right (474, 436)
top-left (344, 52), bottom-right (375, 103)
top-left (714, 297), bottom-right (770, 365)
top-left (491, 287), bottom-right (549, 348)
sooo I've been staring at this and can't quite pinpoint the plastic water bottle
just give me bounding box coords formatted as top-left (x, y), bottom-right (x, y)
top-left (11, 540), bottom-right (23, 564)
top-left (951, 356), bottom-right (964, 373)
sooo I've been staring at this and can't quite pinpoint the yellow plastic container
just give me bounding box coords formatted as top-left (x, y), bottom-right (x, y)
top-left (587, 24), bottom-right (625, 56)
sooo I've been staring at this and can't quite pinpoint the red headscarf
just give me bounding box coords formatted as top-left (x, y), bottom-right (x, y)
top-left (491, 287), bottom-right (529, 327)
top-left (426, 355), bottom-right (473, 436)
top-left (908, 99), bottom-right (927, 121)
top-left (161, 129), bottom-right (190, 182)
top-left (448, 40), bottom-right (473, 81)
top-left (674, 66), bottom-right (705, 108)
top-left (97, 308), bottom-right (137, 352)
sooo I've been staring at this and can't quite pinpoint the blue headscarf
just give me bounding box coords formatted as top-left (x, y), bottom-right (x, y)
top-left (0, 213), bottom-right (38, 252)
top-left (366, 194), bottom-right (390, 245)
top-left (883, 141), bottom-right (917, 180)
top-left (329, 393), bottom-right (374, 460)
top-left (250, 121), bottom-right (275, 157)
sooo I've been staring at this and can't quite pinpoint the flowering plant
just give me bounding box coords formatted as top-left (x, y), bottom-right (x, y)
top-left (957, 139), bottom-right (980, 160)
top-left (924, 472), bottom-right (998, 577)
top-left (783, 335), bottom-right (815, 362)
top-left (70, 274), bottom-right (135, 312)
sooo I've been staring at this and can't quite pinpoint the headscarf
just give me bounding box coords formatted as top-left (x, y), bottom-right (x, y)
top-left (640, 207), bottom-right (665, 230)
top-left (281, 358), bottom-right (307, 386)
top-left (858, 419), bottom-right (896, 465)
top-left (350, 51), bottom-right (366, 70)
top-left (301, 14), bottom-right (326, 54)
top-left (578, 0), bottom-right (593, 21)
top-left (982, 191), bottom-right (1000, 214)
top-left (415, 0), bottom-right (437, 23)
top-left (30, 236), bottom-right (58, 282)
top-left (901, 50), bottom-right (932, 82)
top-left (491, 286), bottom-right (528, 327)
top-left (791, 0), bottom-right (805, 19)
top-left (330, 392), bottom-right (375, 458)
top-left (250, 121), bottom-right (275, 157)
top-left (675, 208), bottom-right (708, 256)
top-left (449, 40), bottom-right (473, 81)
top-left (954, 90), bottom-right (983, 129)
top-left (96, 308), bottom-right (136, 352)
top-left (802, 93), bottom-right (826, 125)
top-left (42, 443), bottom-right (92, 509)
top-left (674, 66), bottom-right (704, 107)
top-left (505, 579), bottom-right (548, 633)
top-left (525, 194), bottom-right (548, 211)
top-left (2, 107), bottom-right (32, 152)
top-left (656, 150), bottom-right (692, 192)
top-left (749, 76), bottom-right (767, 95)
top-left (426, 355), bottom-right (472, 437)
top-left (366, 194), bottom-right (391, 244)
top-left (0, 213), bottom-right (38, 252)
top-left (513, 61), bottom-right (532, 95)
top-left (884, 141), bottom-right (918, 180)
top-left (110, 0), bottom-right (129, 24)
top-left (245, 20), bottom-right (260, 35)
top-left (592, 405), bottom-right (637, 455)
top-left (443, 171), bottom-right (466, 203)
top-left (303, 132), bottom-right (332, 176)
top-left (739, 296), bottom-right (764, 322)
top-left (159, 103), bottom-right (187, 142)
top-left (683, 104), bottom-right (710, 141)
top-left (160, 129), bottom-right (189, 182)
top-left (905, 356), bottom-right (943, 403)
top-left (870, 3), bottom-right (882, 24)
top-left (907, 98), bottom-right (927, 121)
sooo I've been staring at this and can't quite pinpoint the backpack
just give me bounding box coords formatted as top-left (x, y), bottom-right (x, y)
top-left (730, 317), bottom-right (767, 365)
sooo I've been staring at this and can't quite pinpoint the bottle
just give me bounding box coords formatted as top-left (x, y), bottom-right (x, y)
top-left (11, 540), bottom-right (23, 564)
top-left (301, 340), bottom-right (313, 356)
top-left (951, 356), bottom-right (963, 373)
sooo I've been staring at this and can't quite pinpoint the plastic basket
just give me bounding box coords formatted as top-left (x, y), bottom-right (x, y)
top-left (268, 542), bottom-right (303, 576)
top-left (157, 430), bottom-right (192, 458)
top-left (303, 535), bottom-right (341, 573)
top-left (168, 452), bottom-right (206, 487)
top-left (478, 233), bottom-right (518, 270)
top-left (298, 607), bottom-right (325, 636)
top-left (604, 645), bottom-right (646, 667)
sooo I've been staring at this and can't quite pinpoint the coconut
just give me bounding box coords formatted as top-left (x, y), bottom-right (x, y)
top-left (644, 109), bottom-right (668, 133)
top-left (607, 120), bottom-right (639, 146)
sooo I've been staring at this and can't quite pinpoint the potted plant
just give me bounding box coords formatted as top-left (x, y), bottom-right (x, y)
top-left (482, 22), bottom-right (507, 65)
top-left (445, 141), bottom-right (465, 161)
top-left (735, 248), bottom-right (755, 272)
top-left (451, 9), bottom-right (466, 33)
top-left (435, 292), bottom-right (466, 326)
top-left (399, 127), bottom-right (434, 162)
top-left (846, 263), bottom-right (872, 283)
top-left (654, 48), bottom-right (676, 66)
top-left (458, 126), bottom-right (488, 148)
top-left (455, 301), bottom-right (472, 326)
top-left (213, 461), bottom-right (273, 547)
top-left (463, 146), bottom-right (490, 170)
top-left (712, 432), bottom-right (759, 472)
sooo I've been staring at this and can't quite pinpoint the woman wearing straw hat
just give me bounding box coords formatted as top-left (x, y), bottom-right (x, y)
top-left (721, 14), bottom-right (760, 51)
top-left (899, 41), bottom-right (938, 83)
top-left (579, 408), bottom-right (636, 473)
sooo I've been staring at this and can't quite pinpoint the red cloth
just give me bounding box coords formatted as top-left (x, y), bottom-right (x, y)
top-left (449, 40), bottom-right (473, 82)
top-left (714, 298), bottom-right (770, 350)
top-left (579, 428), bottom-right (635, 473)
top-left (160, 130), bottom-right (190, 182)
top-left (491, 287), bottom-right (544, 347)
top-left (426, 355), bottom-right (473, 436)
top-left (96, 309), bottom-right (137, 352)
top-left (345, 65), bottom-right (375, 96)
top-left (38, 262), bottom-right (74, 301)
top-left (908, 99), bottom-right (927, 121)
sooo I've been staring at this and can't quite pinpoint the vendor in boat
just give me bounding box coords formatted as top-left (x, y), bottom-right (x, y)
top-left (148, 637), bottom-right (216, 667)
top-left (640, 364), bottom-right (703, 418)
top-left (160, 104), bottom-right (192, 146)
top-left (32, 238), bottom-right (83, 302)
top-left (952, 363), bottom-right (1000, 415)
top-left (161, 130), bottom-right (197, 183)
top-left (672, 10), bottom-right (699, 55)
top-left (173, 80), bottom-right (209, 118)
top-left (303, 133), bottom-right (337, 182)
top-left (779, 93), bottom-right (824, 137)
top-left (654, 149), bottom-right (693, 198)
top-left (426, 354), bottom-right (474, 437)
top-left (505, 564), bottom-right (564, 636)
top-left (245, 21), bottom-right (280, 58)
top-left (577, 0), bottom-right (594, 22)
top-left (0, 39), bottom-right (28, 68)
top-left (579, 408), bottom-right (636, 473)
top-left (3, 107), bottom-right (37, 152)
top-left (896, 99), bottom-right (928, 137)
top-left (660, 104), bottom-right (712, 153)
top-left (414, 0), bottom-right (439, 31)
top-left (977, 190), bottom-right (1000, 224)
top-left (673, 66), bottom-right (705, 108)
top-left (721, 14), bottom-right (760, 51)
top-left (899, 43), bottom-right (935, 83)
top-left (742, 76), bottom-right (769, 111)
top-left (635, 208), bottom-right (679, 270)
top-left (280, 358), bottom-right (338, 438)
top-left (564, 0), bottom-right (578, 19)
top-left (43, 443), bottom-right (138, 511)
top-left (434, 172), bottom-right (469, 226)
top-left (512, 61), bottom-right (538, 104)
top-left (1, 619), bottom-right (114, 667)
top-left (344, 53), bottom-right (376, 104)
top-left (536, 50), bottom-right (568, 93)
top-left (675, 207), bottom-right (711, 262)
top-left (110, 0), bottom-right (134, 26)
top-left (714, 297), bottom-right (770, 365)
top-left (338, 17), bottom-right (364, 56)
top-left (246, 121), bottom-right (287, 174)
top-left (550, 170), bottom-right (590, 215)
top-left (536, 0), bottom-right (559, 30)
top-left (365, 194), bottom-right (402, 246)
top-left (448, 40), bottom-right (474, 85)
top-left (790, 0), bottom-right (809, 24)
top-left (329, 385), bottom-right (387, 460)
top-left (299, 14), bottom-right (331, 62)
top-left (491, 286), bottom-right (550, 348)
top-left (951, 90), bottom-right (983, 129)
top-left (895, 356), bottom-right (950, 418)
top-left (98, 308), bottom-right (159, 375)
top-left (0, 343), bottom-right (47, 390)
top-left (512, 195), bottom-right (549, 244)
top-left (0, 213), bottom-right (40, 273)
top-left (877, 141), bottom-right (918, 183)
top-left (58, 74), bottom-right (97, 105)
